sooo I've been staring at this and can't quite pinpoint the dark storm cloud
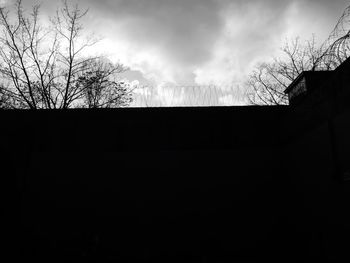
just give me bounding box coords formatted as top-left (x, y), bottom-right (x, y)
top-left (80, 0), bottom-right (347, 80)
top-left (85, 0), bottom-right (226, 66)
top-left (9, 0), bottom-right (350, 104)
top-left (10, 0), bottom-right (350, 71)
top-left (76, 0), bottom-right (291, 84)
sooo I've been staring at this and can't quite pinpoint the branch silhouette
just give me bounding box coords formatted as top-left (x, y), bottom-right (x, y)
top-left (0, 0), bottom-right (134, 109)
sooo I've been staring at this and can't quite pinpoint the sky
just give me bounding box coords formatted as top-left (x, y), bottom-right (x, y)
top-left (2, 0), bottom-right (350, 106)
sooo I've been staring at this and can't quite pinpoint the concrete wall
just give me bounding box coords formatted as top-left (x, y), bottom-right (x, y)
top-left (279, 104), bottom-right (350, 261)
top-left (2, 107), bottom-right (286, 261)
top-left (1, 104), bottom-right (350, 261)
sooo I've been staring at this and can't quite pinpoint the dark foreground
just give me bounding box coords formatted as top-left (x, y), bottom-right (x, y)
top-left (2, 105), bottom-right (350, 262)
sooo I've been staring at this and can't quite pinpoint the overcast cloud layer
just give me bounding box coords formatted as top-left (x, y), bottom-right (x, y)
top-left (4, 0), bottom-right (350, 105)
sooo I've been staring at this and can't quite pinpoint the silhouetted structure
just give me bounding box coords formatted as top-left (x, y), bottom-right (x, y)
top-left (2, 58), bottom-right (350, 261)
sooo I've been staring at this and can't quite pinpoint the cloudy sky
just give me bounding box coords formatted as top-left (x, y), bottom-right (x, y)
top-left (4, 0), bottom-right (350, 106)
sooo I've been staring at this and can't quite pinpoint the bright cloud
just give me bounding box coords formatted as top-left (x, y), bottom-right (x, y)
top-left (13, 0), bottom-right (350, 105)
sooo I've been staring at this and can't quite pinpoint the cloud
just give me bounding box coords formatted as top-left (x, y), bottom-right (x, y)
top-left (80, 0), bottom-right (348, 104)
top-left (194, 0), bottom-right (293, 84)
top-left (9, 0), bottom-right (350, 105)
top-left (76, 0), bottom-right (294, 104)
top-left (76, 0), bottom-right (225, 84)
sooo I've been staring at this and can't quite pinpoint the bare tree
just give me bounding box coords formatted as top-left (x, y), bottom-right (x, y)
top-left (246, 3), bottom-right (350, 106)
top-left (75, 59), bottom-right (134, 108)
top-left (0, 0), bottom-right (133, 109)
top-left (245, 37), bottom-right (335, 105)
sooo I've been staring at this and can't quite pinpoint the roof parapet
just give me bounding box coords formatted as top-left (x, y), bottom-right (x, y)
top-left (285, 71), bottom-right (334, 105)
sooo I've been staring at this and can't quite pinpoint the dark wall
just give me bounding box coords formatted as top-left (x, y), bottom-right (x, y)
top-left (277, 56), bottom-right (350, 260)
top-left (280, 104), bottom-right (350, 261)
top-left (2, 107), bottom-right (287, 261)
top-left (2, 104), bottom-right (350, 261)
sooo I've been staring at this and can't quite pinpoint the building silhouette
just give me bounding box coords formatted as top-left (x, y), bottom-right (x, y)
top-left (2, 57), bottom-right (350, 261)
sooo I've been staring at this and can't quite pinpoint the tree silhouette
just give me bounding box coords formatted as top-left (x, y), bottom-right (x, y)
top-left (246, 4), bottom-right (350, 105)
top-left (0, 0), bottom-right (133, 109)
top-left (76, 59), bottom-right (133, 108)
top-left (246, 37), bottom-right (329, 105)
